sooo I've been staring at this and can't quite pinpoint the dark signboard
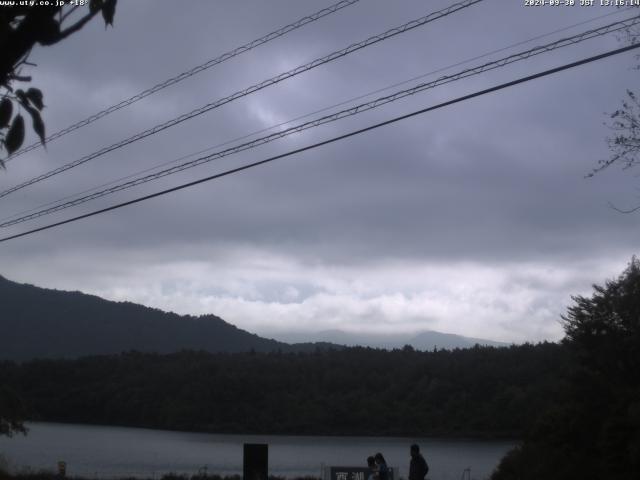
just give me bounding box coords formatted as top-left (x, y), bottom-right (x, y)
top-left (243, 443), bottom-right (268, 480)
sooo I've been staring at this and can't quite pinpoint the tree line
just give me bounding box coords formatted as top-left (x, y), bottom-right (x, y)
top-left (0, 342), bottom-right (567, 438)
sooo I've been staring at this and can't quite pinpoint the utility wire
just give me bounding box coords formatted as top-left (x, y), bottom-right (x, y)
top-left (0, 0), bottom-right (483, 199)
top-left (4, 0), bottom-right (362, 162)
top-left (35, 4), bottom-right (626, 226)
top-left (3, 14), bottom-right (638, 228)
top-left (1, 42), bottom-right (638, 244)
top-left (48, 2), bottom-right (640, 226)
top-left (2, 5), bottom-right (629, 225)
top-left (7, 6), bottom-right (631, 227)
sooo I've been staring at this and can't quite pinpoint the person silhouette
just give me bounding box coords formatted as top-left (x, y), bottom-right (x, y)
top-left (409, 444), bottom-right (429, 480)
top-left (374, 453), bottom-right (389, 480)
top-left (367, 455), bottom-right (378, 480)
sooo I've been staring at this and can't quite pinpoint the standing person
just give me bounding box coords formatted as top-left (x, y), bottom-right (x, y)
top-left (409, 444), bottom-right (429, 480)
top-left (374, 453), bottom-right (389, 480)
top-left (367, 455), bottom-right (378, 480)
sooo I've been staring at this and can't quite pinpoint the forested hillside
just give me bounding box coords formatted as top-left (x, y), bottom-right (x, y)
top-left (0, 343), bottom-right (567, 437)
top-left (0, 275), bottom-right (309, 360)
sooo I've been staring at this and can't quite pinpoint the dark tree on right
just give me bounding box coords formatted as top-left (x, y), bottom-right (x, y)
top-left (492, 258), bottom-right (640, 480)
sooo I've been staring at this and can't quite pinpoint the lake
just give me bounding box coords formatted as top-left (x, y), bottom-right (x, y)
top-left (0, 423), bottom-right (515, 480)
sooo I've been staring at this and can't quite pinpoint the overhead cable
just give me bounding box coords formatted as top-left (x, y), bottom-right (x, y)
top-left (2, 14), bottom-right (639, 228)
top-left (1, 41), bottom-right (638, 244)
top-left (0, 0), bottom-right (483, 199)
top-left (4, 4), bottom-right (628, 225)
top-left (4, 0), bottom-right (362, 162)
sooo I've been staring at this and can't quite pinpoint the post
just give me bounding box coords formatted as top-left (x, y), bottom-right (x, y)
top-left (243, 443), bottom-right (268, 480)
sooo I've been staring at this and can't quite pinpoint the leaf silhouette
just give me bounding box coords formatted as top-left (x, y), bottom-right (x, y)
top-left (0, 98), bottom-right (12, 129)
top-left (15, 89), bottom-right (27, 106)
top-left (102, 0), bottom-right (117, 27)
top-left (26, 88), bottom-right (44, 111)
top-left (24, 105), bottom-right (45, 146)
top-left (5, 114), bottom-right (25, 155)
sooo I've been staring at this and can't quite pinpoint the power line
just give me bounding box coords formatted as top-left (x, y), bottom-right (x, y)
top-left (3, 14), bottom-right (638, 228)
top-left (3, 5), bottom-right (628, 226)
top-left (0, 0), bottom-right (483, 199)
top-left (4, 14), bottom-right (636, 226)
top-left (4, 0), bottom-right (362, 162)
top-left (1, 42), bottom-right (638, 245)
top-left (6, 5), bottom-right (631, 226)
top-left (5, 3), bottom-right (628, 227)
top-left (8, 3), bottom-right (627, 182)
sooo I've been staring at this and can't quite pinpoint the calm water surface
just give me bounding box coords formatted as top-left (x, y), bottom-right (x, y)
top-left (0, 423), bottom-right (515, 480)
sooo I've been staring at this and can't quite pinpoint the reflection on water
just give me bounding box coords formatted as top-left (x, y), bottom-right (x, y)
top-left (0, 423), bottom-right (515, 480)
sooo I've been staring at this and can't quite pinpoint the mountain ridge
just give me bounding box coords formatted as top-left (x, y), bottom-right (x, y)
top-left (0, 275), bottom-right (320, 361)
top-left (264, 328), bottom-right (508, 351)
top-left (1, 275), bottom-right (507, 361)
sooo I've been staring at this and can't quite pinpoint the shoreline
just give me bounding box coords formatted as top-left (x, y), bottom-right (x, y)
top-left (20, 421), bottom-right (521, 442)
top-left (1, 423), bottom-right (515, 480)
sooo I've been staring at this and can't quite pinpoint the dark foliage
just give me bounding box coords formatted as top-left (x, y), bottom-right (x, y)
top-left (0, 385), bottom-right (27, 437)
top-left (591, 89), bottom-right (640, 185)
top-left (0, 1), bottom-right (117, 166)
top-left (591, 25), bottom-right (640, 210)
top-left (0, 342), bottom-right (567, 438)
top-left (491, 258), bottom-right (640, 479)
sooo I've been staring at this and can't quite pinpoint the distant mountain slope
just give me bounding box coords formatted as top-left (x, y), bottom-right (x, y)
top-left (268, 328), bottom-right (508, 351)
top-left (0, 275), bottom-right (305, 361)
top-left (409, 330), bottom-right (508, 350)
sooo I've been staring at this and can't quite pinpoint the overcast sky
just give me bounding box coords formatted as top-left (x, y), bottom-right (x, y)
top-left (1, 0), bottom-right (639, 343)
